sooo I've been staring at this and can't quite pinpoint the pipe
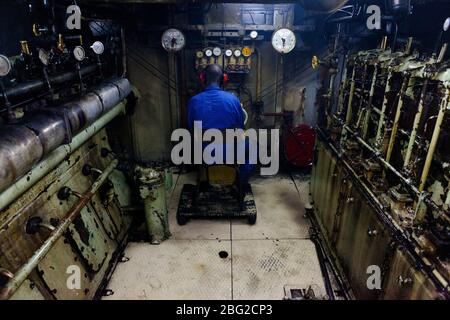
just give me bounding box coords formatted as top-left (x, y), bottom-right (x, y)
top-left (0, 159), bottom-right (118, 300)
top-left (403, 79), bottom-right (429, 168)
top-left (0, 78), bottom-right (131, 193)
top-left (362, 64), bottom-right (379, 138)
top-left (345, 65), bottom-right (357, 125)
top-left (3, 65), bottom-right (97, 99)
top-left (419, 88), bottom-right (450, 193)
top-left (0, 102), bottom-right (126, 212)
top-left (375, 70), bottom-right (393, 147)
top-left (385, 75), bottom-right (410, 162)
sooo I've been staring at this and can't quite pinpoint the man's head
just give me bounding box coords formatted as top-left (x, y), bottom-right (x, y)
top-left (203, 64), bottom-right (223, 86)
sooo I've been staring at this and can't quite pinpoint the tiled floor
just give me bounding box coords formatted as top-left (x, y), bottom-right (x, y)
top-left (104, 173), bottom-right (326, 300)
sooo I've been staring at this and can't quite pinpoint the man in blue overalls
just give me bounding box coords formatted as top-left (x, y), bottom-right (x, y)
top-left (187, 64), bottom-right (253, 183)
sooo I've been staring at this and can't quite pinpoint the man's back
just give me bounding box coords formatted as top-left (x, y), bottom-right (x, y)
top-left (188, 85), bottom-right (245, 130)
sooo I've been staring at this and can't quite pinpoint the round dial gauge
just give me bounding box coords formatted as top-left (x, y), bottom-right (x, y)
top-left (205, 49), bottom-right (213, 57)
top-left (161, 28), bottom-right (186, 52)
top-left (0, 54), bottom-right (11, 77)
top-left (444, 17), bottom-right (450, 32)
top-left (90, 41), bottom-right (105, 55)
top-left (234, 49), bottom-right (242, 57)
top-left (73, 46), bottom-right (86, 62)
top-left (196, 51), bottom-right (204, 59)
top-left (272, 28), bottom-right (296, 54)
top-left (250, 30), bottom-right (258, 39)
top-left (242, 47), bottom-right (252, 57)
top-left (213, 47), bottom-right (222, 57)
top-left (38, 48), bottom-right (50, 66)
top-left (225, 49), bottom-right (233, 57)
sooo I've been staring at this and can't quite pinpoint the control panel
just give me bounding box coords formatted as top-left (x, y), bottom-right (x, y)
top-left (195, 46), bottom-right (253, 73)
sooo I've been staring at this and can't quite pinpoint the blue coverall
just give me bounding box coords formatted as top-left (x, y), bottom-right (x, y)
top-left (187, 84), bottom-right (254, 183)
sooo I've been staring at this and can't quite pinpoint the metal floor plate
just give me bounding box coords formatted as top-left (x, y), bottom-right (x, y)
top-left (104, 173), bottom-right (324, 300)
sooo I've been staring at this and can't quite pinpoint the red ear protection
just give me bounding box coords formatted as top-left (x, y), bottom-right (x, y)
top-left (199, 70), bottom-right (229, 86)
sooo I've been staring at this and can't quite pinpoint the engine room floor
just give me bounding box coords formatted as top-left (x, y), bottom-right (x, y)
top-left (103, 173), bottom-right (326, 300)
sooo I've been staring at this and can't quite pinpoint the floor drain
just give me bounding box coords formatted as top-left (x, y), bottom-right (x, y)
top-left (219, 251), bottom-right (229, 259)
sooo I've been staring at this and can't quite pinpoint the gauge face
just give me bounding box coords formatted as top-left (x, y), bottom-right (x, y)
top-left (272, 28), bottom-right (296, 54)
top-left (196, 51), bottom-right (204, 59)
top-left (161, 28), bottom-right (186, 52)
top-left (242, 47), bottom-right (252, 57)
top-left (90, 41), bottom-right (105, 55)
top-left (225, 49), bottom-right (233, 57)
top-left (444, 17), bottom-right (450, 32)
top-left (205, 49), bottom-right (213, 57)
top-left (73, 46), bottom-right (86, 62)
top-left (0, 54), bottom-right (11, 77)
top-left (234, 49), bottom-right (242, 57)
top-left (250, 30), bottom-right (258, 39)
top-left (38, 48), bottom-right (50, 66)
top-left (213, 47), bottom-right (222, 57)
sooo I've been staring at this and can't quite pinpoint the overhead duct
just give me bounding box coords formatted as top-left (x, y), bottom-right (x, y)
top-left (299, 0), bottom-right (349, 13)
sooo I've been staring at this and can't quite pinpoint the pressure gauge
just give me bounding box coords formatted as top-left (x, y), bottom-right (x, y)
top-left (90, 41), bottom-right (105, 55)
top-left (242, 47), bottom-right (252, 57)
top-left (234, 49), bottom-right (242, 57)
top-left (213, 47), bottom-right (222, 57)
top-left (444, 17), bottom-right (450, 32)
top-left (38, 48), bottom-right (50, 66)
top-left (196, 51), bottom-right (204, 59)
top-left (249, 30), bottom-right (258, 39)
top-left (0, 54), bottom-right (11, 77)
top-left (161, 28), bottom-right (186, 52)
top-left (272, 28), bottom-right (296, 54)
top-left (205, 49), bottom-right (213, 57)
top-left (73, 46), bottom-right (86, 62)
top-left (225, 49), bottom-right (233, 57)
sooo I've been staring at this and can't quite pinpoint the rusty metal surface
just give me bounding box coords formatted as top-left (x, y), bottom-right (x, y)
top-left (0, 128), bottom-right (132, 300)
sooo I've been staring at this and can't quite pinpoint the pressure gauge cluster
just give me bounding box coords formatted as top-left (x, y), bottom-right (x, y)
top-left (271, 28), bottom-right (296, 54)
top-left (161, 28), bottom-right (186, 52)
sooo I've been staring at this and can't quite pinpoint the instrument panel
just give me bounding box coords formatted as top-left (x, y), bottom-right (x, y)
top-left (195, 46), bottom-right (253, 73)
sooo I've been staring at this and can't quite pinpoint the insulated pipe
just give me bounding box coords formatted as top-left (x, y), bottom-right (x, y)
top-left (0, 78), bottom-right (131, 193)
top-left (3, 65), bottom-right (97, 99)
top-left (0, 102), bottom-right (126, 211)
top-left (362, 64), bottom-right (379, 138)
top-left (0, 159), bottom-right (118, 300)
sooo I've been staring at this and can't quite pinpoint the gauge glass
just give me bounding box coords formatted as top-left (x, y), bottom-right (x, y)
top-left (161, 28), bottom-right (186, 52)
top-left (213, 47), bottom-right (222, 57)
top-left (234, 49), bottom-right (241, 57)
top-left (38, 48), bottom-right (50, 66)
top-left (0, 54), bottom-right (11, 77)
top-left (90, 41), bottom-right (105, 55)
top-left (250, 31), bottom-right (258, 39)
top-left (225, 49), bottom-right (233, 57)
top-left (205, 49), bottom-right (213, 57)
top-left (73, 46), bottom-right (86, 62)
top-left (272, 28), bottom-right (296, 54)
top-left (444, 17), bottom-right (450, 32)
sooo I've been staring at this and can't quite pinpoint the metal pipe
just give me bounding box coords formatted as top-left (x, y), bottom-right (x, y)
top-left (337, 57), bottom-right (348, 114)
top-left (362, 64), bottom-right (378, 138)
top-left (419, 88), bottom-right (450, 192)
top-left (385, 74), bottom-right (410, 162)
top-left (403, 79), bottom-right (429, 168)
top-left (3, 65), bottom-right (97, 99)
top-left (375, 69), bottom-right (393, 146)
top-left (0, 159), bottom-right (118, 300)
top-left (0, 102), bottom-right (126, 212)
top-left (345, 65), bottom-right (357, 125)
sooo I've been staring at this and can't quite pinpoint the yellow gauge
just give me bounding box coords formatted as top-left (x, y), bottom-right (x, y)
top-left (242, 47), bottom-right (252, 57)
top-left (311, 55), bottom-right (319, 69)
top-left (196, 51), bottom-right (204, 58)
